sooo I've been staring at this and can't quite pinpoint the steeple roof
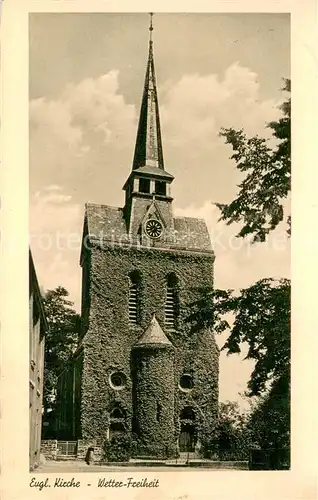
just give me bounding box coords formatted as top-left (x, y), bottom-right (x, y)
top-left (132, 14), bottom-right (164, 172)
top-left (134, 314), bottom-right (173, 348)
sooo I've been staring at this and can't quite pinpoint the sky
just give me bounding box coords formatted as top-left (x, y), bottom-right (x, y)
top-left (29, 13), bottom-right (290, 407)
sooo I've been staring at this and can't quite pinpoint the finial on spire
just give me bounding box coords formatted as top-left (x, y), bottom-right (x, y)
top-left (149, 12), bottom-right (154, 41)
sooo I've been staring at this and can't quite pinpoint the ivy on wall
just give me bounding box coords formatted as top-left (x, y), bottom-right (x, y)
top-left (60, 243), bottom-right (219, 458)
top-left (131, 345), bottom-right (176, 457)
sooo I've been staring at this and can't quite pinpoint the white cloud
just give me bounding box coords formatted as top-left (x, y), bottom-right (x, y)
top-left (62, 71), bottom-right (136, 145)
top-left (30, 97), bottom-right (83, 146)
top-left (30, 71), bottom-right (137, 205)
top-left (30, 63), bottom-right (284, 211)
top-left (30, 188), bottom-right (81, 234)
top-left (161, 62), bottom-right (281, 149)
top-left (175, 201), bottom-right (290, 291)
top-left (42, 252), bottom-right (81, 309)
top-left (158, 63), bottom-right (284, 210)
top-left (30, 71), bottom-right (135, 148)
top-left (30, 188), bottom-right (82, 310)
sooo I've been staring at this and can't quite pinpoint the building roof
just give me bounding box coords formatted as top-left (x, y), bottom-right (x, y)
top-left (134, 315), bottom-right (173, 348)
top-left (133, 165), bottom-right (174, 180)
top-left (122, 164), bottom-right (174, 191)
top-left (29, 249), bottom-right (49, 337)
top-left (84, 203), bottom-right (214, 254)
top-left (131, 24), bottom-right (165, 172)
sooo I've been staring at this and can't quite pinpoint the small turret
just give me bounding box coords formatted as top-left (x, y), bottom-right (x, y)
top-left (131, 315), bottom-right (175, 457)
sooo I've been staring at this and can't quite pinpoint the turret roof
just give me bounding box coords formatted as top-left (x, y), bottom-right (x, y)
top-left (134, 314), bottom-right (173, 348)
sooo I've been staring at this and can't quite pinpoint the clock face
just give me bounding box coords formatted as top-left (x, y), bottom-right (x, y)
top-left (145, 219), bottom-right (163, 239)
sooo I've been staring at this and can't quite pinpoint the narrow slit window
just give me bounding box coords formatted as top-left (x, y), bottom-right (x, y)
top-left (165, 274), bottom-right (178, 330)
top-left (156, 403), bottom-right (162, 422)
top-left (129, 272), bottom-right (140, 325)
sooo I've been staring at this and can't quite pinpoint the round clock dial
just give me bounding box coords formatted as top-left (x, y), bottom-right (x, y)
top-left (145, 219), bottom-right (163, 239)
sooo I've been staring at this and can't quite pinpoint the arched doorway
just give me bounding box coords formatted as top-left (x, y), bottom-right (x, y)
top-left (179, 423), bottom-right (196, 452)
top-left (179, 407), bottom-right (196, 452)
top-left (109, 421), bottom-right (125, 441)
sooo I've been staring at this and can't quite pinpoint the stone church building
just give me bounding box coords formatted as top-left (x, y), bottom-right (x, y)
top-left (56, 19), bottom-right (219, 458)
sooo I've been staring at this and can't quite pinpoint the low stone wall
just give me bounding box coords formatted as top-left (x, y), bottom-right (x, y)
top-left (77, 439), bottom-right (103, 463)
top-left (41, 440), bottom-right (58, 460)
top-left (41, 440), bottom-right (103, 463)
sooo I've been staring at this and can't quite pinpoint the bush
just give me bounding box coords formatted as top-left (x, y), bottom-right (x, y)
top-left (249, 448), bottom-right (290, 470)
top-left (102, 434), bottom-right (137, 462)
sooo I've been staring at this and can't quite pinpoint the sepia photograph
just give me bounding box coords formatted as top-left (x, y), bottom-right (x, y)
top-left (28, 12), bottom-right (291, 474)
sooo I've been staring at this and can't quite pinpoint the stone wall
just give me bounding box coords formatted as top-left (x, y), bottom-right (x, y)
top-left (41, 440), bottom-right (57, 460)
top-left (77, 439), bottom-right (103, 462)
top-left (79, 244), bottom-right (219, 456)
top-left (41, 439), bottom-right (103, 463)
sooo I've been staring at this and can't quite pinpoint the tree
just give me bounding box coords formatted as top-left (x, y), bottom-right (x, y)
top-left (42, 286), bottom-right (80, 416)
top-left (222, 278), bottom-right (290, 396)
top-left (216, 401), bottom-right (251, 459)
top-left (188, 278), bottom-right (290, 397)
top-left (247, 372), bottom-right (290, 451)
top-left (203, 401), bottom-right (252, 460)
top-left (216, 79), bottom-right (291, 242)
top-left (187, 82), bottom-right (291, 466)
top-left (212, 80), bottom-right (291, 398)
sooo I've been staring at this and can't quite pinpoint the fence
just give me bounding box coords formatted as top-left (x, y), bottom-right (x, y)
top-left (56, 441), bottom-right (78, 457)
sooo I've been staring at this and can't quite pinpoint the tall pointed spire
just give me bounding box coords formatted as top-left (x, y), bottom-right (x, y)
top-left (132, 13), bottom-right (164, 171)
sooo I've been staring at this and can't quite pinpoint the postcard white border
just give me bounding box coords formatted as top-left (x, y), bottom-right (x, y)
top-left (1, 0), bottom-right (317, 499)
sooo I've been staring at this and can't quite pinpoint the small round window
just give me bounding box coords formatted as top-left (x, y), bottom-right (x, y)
top-left (179, 374), bottom-right (194, 392)
top-left (109, 372), bottom-right (126, 390)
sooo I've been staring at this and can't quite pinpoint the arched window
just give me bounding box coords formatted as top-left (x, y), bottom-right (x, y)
top-left (165, 273), bottom-right (178, 330)
top-left (180, 406), bottom-right (195, 421)
top-left (129, 271), bottom-right (141, 325)
top-left (110, 407), bottom-right (125, 420)
top-left (109, 405), bottom-right (126, 441)
top-left (111, 408), bottom-right (122, 419)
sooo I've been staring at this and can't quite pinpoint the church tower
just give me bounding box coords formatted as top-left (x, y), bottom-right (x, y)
top-left (75, 14), bottom-right (219, 458)
top-left (122, 15), bottom-right (175, 244)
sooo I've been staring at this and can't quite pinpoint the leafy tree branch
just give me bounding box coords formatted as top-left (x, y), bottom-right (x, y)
top-left (216, 79), bottom-right (291, 242)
